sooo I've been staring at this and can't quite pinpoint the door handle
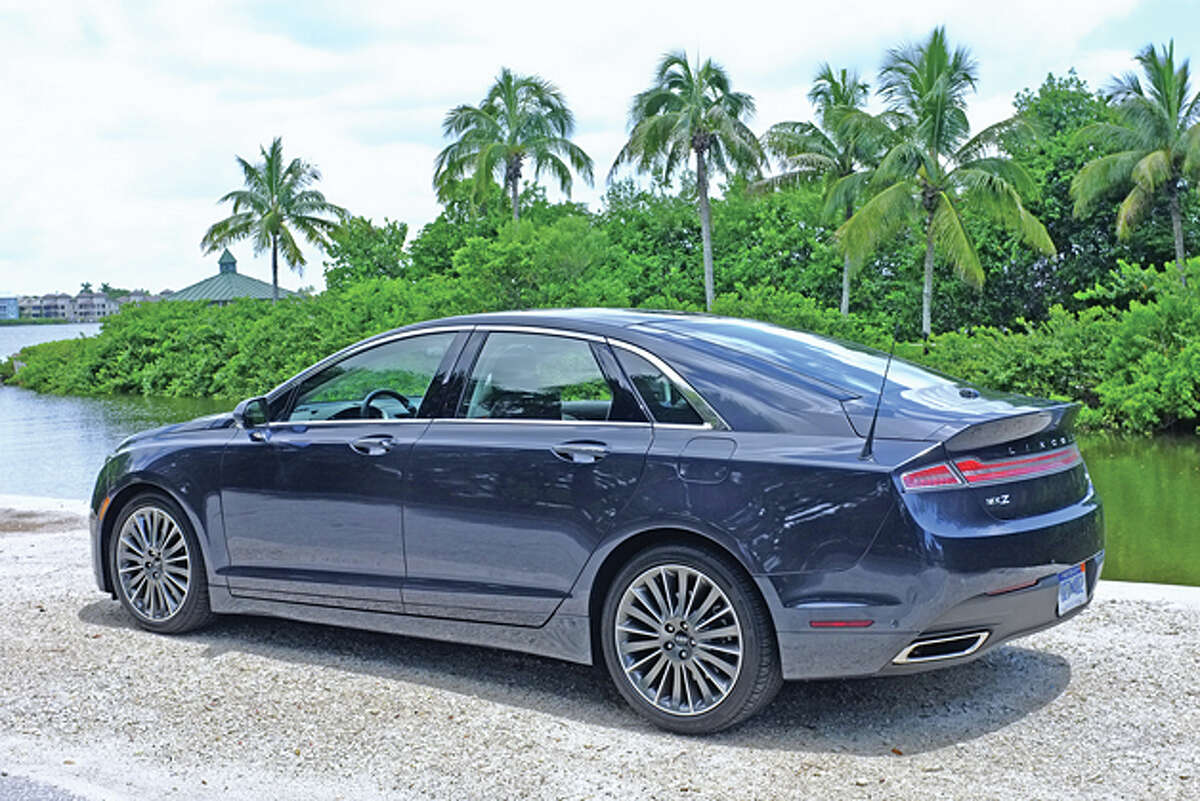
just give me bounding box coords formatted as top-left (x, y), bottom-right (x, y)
top-left (349, 434), bottom-right (396, 456)
top-left (551, 441), bottom-right (611, 464)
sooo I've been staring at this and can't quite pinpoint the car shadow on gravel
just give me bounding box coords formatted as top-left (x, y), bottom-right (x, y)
top-left (78, 600), bottom-right (1070, 755)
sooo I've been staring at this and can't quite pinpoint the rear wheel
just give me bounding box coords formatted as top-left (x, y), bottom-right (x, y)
top-left (600, 544), bottom-right (782, 734)
top-left (109, 492), bottom-right (215, 634)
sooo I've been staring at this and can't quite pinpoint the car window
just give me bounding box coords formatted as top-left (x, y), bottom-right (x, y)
top-left (460, 333), bottom-right (614, 421)
top-left (614, 349), bottom-right (704, 425)
top-left (288, 332), bottom-right (456, 421)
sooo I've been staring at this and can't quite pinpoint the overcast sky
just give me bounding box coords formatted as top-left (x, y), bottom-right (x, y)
top-left (1, 0), bottom-right (1196, 296)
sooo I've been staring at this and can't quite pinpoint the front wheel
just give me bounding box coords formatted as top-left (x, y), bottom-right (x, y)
top-left (109, 492), bottom-right (215, 634)
top-left (600, 544), bottom-right (782, 734)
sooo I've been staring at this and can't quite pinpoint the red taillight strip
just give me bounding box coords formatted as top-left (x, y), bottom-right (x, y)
top-left (900, 463), bottom-right (961, 490)
top-left (955, 445), bottom-right (1081, 485)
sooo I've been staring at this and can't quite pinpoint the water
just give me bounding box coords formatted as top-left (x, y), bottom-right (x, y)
top-left (1, 326), bottom-right (1197, 584)
top-left (0, 324), bottom-right (227, 500)
top-left (0, 322), bottom-right (101, 357)
top-left (1078, 434), bottom-right (1200, 587)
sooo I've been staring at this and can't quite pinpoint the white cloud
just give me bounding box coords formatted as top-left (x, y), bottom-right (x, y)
top-left (0, 0), bottom-right (1174, 296)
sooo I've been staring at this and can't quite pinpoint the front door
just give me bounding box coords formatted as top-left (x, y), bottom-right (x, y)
top-left (219, 330), bottom-right (461, 609)
top-left (403, 331), bottom-right (653, 625)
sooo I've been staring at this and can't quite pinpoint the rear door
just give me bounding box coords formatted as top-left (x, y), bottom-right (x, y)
top-left (402, 329), bottom-right (653, 626)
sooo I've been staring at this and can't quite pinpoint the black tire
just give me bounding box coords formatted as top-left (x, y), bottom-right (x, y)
top-left (108, 491), bottom-right (216, 634)
top-left (600, 543), bottom-right (782, 734)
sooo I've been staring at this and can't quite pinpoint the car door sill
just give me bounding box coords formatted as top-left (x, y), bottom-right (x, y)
top-left (208, 585), bottom-right (593, 664)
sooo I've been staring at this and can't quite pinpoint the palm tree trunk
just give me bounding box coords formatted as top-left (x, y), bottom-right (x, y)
top-left (840, 204), bottom-right (854, 316)
top-left (840, 253), bottom-right (851, 315)
top-left (696, 149), bottom-right (715, 312)
top-left (1168, 179), bottom-right (1187, 287)
top-left (271, 236), bottom-right (279, 303)
top-left (507, 158), bottom-right (522, 224)
top-left (922, 212), bottom-right (935, 339)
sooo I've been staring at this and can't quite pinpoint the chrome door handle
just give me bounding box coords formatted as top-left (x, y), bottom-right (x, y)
top-left (551, 441), bottom-right (611, 464)
top-left (350, 434), bottom-right (395, 456)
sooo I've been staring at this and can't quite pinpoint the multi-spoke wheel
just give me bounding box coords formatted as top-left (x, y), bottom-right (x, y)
top-left (109, 492), bottom-right (214, 634)
top-left (601, 544), bottom-right (782, 734)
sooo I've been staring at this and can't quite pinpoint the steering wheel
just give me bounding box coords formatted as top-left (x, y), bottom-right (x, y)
top-left (360, 388), bottom-right (417, 419)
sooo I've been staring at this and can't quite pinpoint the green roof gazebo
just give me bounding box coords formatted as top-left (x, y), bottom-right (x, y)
top-left (168, 249), bottom-right (291, 304)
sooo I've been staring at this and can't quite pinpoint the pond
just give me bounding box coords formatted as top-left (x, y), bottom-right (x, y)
top-left (1, 325), bottom-right (1197, 586)
top-left (1077, 433), bottom-right (1200, 587)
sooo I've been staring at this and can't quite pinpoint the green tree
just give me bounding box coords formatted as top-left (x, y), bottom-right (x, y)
top-left (612, 50), bottom-right (764, 310)
top-left (201, 137), bottom-right (346, 302)
top-left (1071, 41), bottom-right (1200, 285)
top-left (759, 64), bottom-right (891, 314)
top-left (322, 216), bottom-right (409, 292)
top-left (838, 27), bottom-right (1055, 337)
top-left (433, 67), bottom-right (594, 224)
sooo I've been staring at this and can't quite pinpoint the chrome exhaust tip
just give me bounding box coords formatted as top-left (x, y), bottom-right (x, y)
top-left (892, 630), bottom-right (990, 665)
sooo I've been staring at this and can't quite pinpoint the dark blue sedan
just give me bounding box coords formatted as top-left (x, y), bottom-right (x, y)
top-left (89, 309), bottom-right (1104, 733)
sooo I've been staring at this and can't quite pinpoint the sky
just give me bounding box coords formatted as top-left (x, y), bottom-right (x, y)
top-left (1, 0), bottom-right (1196, 296)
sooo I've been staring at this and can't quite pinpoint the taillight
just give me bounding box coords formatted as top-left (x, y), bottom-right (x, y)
top-left (900, 463), bottom-right (962, 490)
top-left (900, 444), bottom-right (1083, 492)
top-left (954, 444), bottom-right (1081, 485)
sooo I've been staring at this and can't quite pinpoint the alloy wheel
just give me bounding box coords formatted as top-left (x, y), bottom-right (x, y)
top-left (614, 563), bottom-right (744, 716)
top-left (116, 505), bottom-right (191, 622)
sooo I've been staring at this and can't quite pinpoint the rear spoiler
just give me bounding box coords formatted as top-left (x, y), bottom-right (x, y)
top-left (942, 404), bottom-right (1079, 453)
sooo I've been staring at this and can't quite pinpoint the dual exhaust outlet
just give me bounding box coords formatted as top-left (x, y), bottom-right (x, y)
top-left (892, 630), bottom-right (990, 665)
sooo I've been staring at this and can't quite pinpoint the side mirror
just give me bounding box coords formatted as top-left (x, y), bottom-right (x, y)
top-left (232, 396), bottom-right (270, 429)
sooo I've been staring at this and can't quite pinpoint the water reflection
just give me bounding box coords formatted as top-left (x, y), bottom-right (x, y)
top-left (1078, 434), bottom-right (1200, 587)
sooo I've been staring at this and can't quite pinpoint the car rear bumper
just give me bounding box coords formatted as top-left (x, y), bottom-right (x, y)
top-left (770, 548), bottom-right (1103, 680)
top-left (762, 495), bottom-right (1104, 681)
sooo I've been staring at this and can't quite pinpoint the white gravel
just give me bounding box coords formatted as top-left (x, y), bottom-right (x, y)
top-left (1, 496), bottom-right (1197, 800)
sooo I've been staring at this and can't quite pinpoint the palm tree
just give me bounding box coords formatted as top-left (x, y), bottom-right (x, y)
top-left (838, 28), bottom-right (1055, 338)
top-left (759, 64), bottom-right (892, 314)
top-left (433, 67), bottom-right (594, 224)
top-left (612, 51), bottom-right (764, 311)
top-left (201, 137), bottom-right (345, 302)
top-left (1071, 41), bottom-right (1200, 285)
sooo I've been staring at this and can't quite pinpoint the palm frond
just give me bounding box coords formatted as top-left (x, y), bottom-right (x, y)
top-left (1073, 121), bottom-right (1152, 152)
top-left (930, 192), bottom-right (984, 287)
top-left (956, 115), bottom-right (1036, 162)
top-left (837, 180), bottom-right (919, 271)
top-left (1116, 182), bottom-right (1156, 239)
top-left (822, 171), bottom-right (873, 222)
top-left (1070, 150), bottom-right (1146, 216)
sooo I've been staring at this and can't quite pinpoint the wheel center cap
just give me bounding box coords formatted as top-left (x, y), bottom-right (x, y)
top-left (673, 632), bottom-right (689, 646)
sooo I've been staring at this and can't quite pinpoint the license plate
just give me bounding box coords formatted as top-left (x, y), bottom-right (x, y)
top-left (1057, 563), bottom-right (1087, 616)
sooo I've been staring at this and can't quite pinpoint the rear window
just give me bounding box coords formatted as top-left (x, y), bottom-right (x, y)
top-left (614, 350), bottom-right (704, 425)
top-left (646, 319), bottom-right (953, 397)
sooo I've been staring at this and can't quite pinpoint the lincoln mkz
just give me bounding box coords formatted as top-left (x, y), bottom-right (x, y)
top-left (90, 310), bottom-right (1104, 733)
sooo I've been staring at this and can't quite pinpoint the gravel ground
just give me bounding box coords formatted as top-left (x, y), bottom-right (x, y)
top-left (1, 497), bottom-right (1197, 801)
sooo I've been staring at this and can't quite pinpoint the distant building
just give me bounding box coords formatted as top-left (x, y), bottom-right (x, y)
top-left (23, 293), bottom-right (72, 319)
top-left (115, 290), bottom-right (170, 308)
top-left (0, 293), bottom-right (17, 320)
top-left (16, 291), bottom-right (125, 321)
top-left (167, 249), bottom-right (289, 305)
top-left (70, 291), bottom-right (119, 322)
